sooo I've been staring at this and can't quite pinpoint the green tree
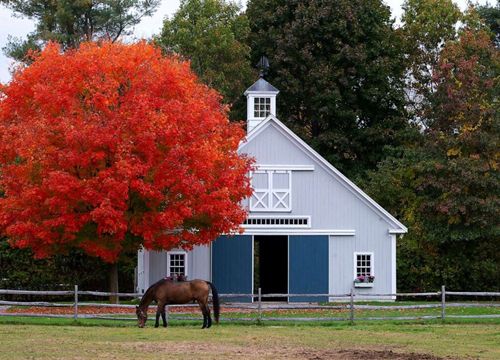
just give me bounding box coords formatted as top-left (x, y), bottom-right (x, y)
top-left (0, 236), bottom-right (137, 296)
top-left (156, 0), bottom-right (254, 120)
top-left (477, 1), bottom-right (500, 47)
top-left (400, 0), bottom-right (462, 124)
top-left (366, 28), bottom-right (500, 291)
top-left (1, 0), bottom-right (160, 60)
top-left (246, 0), bottom-right (414, 179)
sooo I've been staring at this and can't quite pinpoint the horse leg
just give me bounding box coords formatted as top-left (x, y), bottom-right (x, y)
top-left (161, 304), bottom-right (168, 328)
top-left (155, 302), bottom-right (163, 328)
top-left (155, 310), bottom-right (161, 328)
top-left (198, 301), bottom-right (207, 329)
top-left (205, 304), bottom-right (212, 329)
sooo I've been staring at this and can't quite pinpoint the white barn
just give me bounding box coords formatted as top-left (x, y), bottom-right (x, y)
top-left (137, 75), bottom-right (407, 301)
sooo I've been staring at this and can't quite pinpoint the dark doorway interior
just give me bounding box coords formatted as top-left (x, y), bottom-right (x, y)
top-left (254, 235), bottom-right (288, 301)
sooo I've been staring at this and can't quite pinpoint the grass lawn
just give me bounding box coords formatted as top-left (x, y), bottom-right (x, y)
top-left (0, 317), bottom-right (499, 359)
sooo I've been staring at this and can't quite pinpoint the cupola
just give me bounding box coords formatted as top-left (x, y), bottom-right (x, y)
top-left (244, 57), bottom-right (279, 133)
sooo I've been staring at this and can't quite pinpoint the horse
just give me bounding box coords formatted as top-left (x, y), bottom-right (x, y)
top-left (135, 278), bottom-right (220, 329)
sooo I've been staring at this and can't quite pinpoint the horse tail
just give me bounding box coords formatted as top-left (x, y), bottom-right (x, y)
top-left (206, 281), bottom-right (220, 324)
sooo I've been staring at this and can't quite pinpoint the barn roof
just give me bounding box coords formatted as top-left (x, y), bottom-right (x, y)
top-left (244, 78), bottom-right (279, 95)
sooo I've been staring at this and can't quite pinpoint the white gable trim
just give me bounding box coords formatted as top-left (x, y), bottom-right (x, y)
top-left (240, 115), bottom-right (408, 233)
top-left (256, 164), bottom-right (314, 171)
top-left (389, 229), bottom-right (407, 234)
top-left (242, 229), bottom-right (355, 236)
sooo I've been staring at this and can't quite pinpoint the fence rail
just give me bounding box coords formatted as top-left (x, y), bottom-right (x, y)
top-left (0, 285), bottom-right (498, 324)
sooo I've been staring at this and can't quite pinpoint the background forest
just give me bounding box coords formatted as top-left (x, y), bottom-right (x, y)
top-left (0, 0), bottom-right (498, 293)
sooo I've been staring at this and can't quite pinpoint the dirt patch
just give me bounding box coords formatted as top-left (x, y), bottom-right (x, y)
top-left (299, 349), bottom-right (446, 360)
top-left (119, 341), bottom-right (446, 360)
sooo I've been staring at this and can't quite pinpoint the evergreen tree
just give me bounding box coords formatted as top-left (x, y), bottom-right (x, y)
top-left (156, 0), bottom-right (254, 120)
top-left (1, 0), bottom-right (160, 60)
top-left (246, 0), bottom-right (414, 179)
top-left (477, 1), bottom-right (500, 47)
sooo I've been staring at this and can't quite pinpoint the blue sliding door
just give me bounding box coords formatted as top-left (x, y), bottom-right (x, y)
top-left (212, 235), bottom-right (253, 302)
top-left (289, 235), bottom-right (329, 302)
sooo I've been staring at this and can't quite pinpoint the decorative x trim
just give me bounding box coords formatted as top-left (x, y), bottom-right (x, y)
top-left (252, 191), bottom-right (269, 209)
top-left (272, 191), bottom-right (289, 209)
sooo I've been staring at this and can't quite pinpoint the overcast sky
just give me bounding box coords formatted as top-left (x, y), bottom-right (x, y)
top-left (0, 0), bottom-right (488, 83)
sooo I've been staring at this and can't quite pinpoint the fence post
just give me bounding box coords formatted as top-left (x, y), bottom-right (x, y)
top-left (441, 285), bottom-right (446, 322)
top-left (349, 287), bottom-right (354, 325)
top-left (257, 287), bottom-right (262, 324)
top-left (73, 285), bottom-right (78, 320)
top-left (165, 305), bottom-right (169, 324)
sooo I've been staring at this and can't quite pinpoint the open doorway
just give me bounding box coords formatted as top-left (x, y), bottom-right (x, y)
top-left (254, 235), bottom-right (288, 301)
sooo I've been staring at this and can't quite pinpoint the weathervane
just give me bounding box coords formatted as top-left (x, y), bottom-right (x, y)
top-left (256, 56), bottom-right (270, 78)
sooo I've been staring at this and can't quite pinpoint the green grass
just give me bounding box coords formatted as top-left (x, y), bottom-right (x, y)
top-left (2, 302), bottom-right (498, 358)
top-left (0, 320), bottom-right (498, 359)
top-left (160, 303), bottom-right (500, 321)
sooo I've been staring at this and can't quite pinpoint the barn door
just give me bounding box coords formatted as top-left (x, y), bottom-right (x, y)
top-left (212, 235), bottom-right (253, 302)
top-left (289, 235), bottom-right (329, 302)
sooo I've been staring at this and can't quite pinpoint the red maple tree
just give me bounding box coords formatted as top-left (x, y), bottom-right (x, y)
top-left (0, 42), bottom-right (252, 264)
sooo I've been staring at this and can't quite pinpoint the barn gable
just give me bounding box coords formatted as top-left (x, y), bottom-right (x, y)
top-left (239, 114), bottom-right (407, 234)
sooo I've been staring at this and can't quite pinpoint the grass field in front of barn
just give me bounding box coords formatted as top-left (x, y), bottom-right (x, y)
top-left (0, 318), bottom-right (499, 359)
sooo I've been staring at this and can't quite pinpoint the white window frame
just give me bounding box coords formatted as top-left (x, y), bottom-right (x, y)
top-left (250, 170), bottom-right (292, 212)
top-left (253, 97), bottom-right (271, 118)
top-left (353, 252), bottom-right (374, 279)
top-left (167, 251), bottom-right (188, 278)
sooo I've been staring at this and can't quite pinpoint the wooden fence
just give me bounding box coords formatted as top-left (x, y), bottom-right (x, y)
top-left (0, 285), bottom-right (499, 324)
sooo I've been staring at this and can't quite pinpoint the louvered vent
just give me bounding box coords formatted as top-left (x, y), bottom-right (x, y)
top-left (243, 216), bottom-right (310, 228)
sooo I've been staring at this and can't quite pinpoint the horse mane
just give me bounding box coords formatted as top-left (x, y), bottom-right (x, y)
top-left (139, 278), bottom-right (168, 307)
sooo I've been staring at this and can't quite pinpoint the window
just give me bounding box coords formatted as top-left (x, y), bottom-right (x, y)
top-left (354, 252), bottom-right (373, 277)
top-left (167, 252), bottom-right (187, 277)
top-left (254, 97), bottom-right (271, 118)
top-left (250, 170), bottom-right (291, 212)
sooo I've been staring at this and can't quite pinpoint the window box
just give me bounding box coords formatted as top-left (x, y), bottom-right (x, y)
top-left (354, 282), bottom-right (374, 288)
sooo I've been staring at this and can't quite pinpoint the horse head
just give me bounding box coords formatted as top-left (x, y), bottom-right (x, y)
top-left (135, 305), bottom-right (148, 328)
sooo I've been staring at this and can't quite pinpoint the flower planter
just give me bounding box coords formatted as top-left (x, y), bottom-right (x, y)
top-left (353, 275), bottom-right (375, 288)
top-left (354, 282), bottom-right (374, 288)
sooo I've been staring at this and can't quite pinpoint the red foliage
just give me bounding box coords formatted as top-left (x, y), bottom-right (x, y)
top-left (0, 42), bottom-right (252, 262)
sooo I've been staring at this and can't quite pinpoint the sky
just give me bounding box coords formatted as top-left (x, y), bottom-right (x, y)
top-left (0, 0), bottom-right (489, 83)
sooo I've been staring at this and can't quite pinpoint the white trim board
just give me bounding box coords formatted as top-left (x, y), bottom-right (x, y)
top-left (242, 229), bottom-right (355, 236)
top-left (239, 115), bottom-right (407, 233)
top-left (389, 229), bottom-right (406, 234)
top-left (391, 234), bottom-right (397, 300)
top-left (255, 164), bottom-right (314, 171)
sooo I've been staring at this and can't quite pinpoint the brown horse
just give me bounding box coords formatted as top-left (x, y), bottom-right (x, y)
top-left (135, 278), bottom-right (220, 329)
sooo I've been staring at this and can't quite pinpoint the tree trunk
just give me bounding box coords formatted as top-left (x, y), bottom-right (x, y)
top-left (108, 262), bottom-right (119, 304)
